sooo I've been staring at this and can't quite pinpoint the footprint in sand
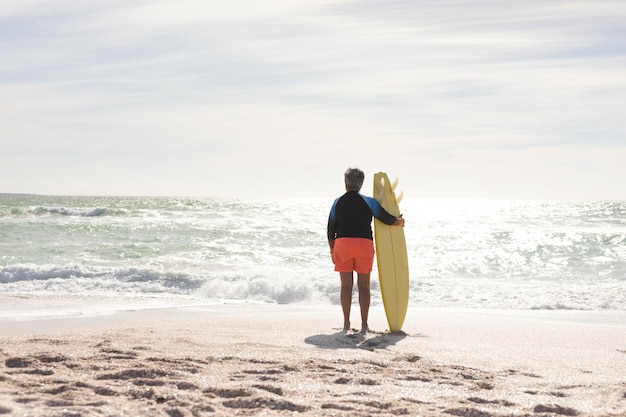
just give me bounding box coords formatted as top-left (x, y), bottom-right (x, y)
top-left (99, 348), bottom-right (139, 360)
top-left (252, 384), bottom-right (284, 396)
top-left (203, 387), bottom-right (253, 398)
top-left (533, 404), bottom-right (580, 416)
top-left (4, 357), bottom-right (32, 368)
top-left (321, 402), bottom-right (355, 411)
top-left (96, 368), bottom-right (168, 381)
top-left (175, 381), bottom-right (198, 391)
top-left (445, 407), bottom-right (496, 417)
top-left (468, 397), bottom-right (515, 407)
top-left (222, 397), bottom-right (308, 412)
top-left (5, 356), bottom-right (55, 376)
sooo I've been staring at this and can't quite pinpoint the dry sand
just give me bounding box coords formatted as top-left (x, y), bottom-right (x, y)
top-left (1, 304), bottom-right (625, 416)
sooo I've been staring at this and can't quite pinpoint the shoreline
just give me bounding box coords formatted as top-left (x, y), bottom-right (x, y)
top-left (1, 304), bottom-right (625, 416)
top-left (3, 292), bottom-right (626, 323)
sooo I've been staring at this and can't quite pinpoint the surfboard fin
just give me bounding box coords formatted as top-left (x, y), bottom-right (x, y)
top-left (376, 177), bottom-right (385, 202)
top-left (391, 178), bottom-right (398, 191)
top-left (395, 190), bottom-right (404, 204)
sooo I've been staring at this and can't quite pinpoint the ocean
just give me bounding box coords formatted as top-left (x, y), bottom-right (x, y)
top-left (1, 195), bottom-right (625, 319)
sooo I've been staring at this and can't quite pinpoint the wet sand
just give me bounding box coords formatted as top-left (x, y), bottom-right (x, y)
top-left (1, 304), bottom-right (625, 416)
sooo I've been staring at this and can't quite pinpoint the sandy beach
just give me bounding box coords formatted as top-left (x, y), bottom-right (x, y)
top-left (1, 303), bottom-right (625, 416)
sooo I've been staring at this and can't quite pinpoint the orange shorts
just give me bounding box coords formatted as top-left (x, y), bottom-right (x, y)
top-left (332, 238), bottom-right (375, 274)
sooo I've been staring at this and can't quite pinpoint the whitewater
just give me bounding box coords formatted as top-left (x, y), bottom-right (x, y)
top-left (1, 194), bottom-right (625, 319)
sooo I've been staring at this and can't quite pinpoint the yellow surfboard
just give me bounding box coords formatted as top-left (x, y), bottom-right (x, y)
top-left (373, 172), bottom-right (409, 333)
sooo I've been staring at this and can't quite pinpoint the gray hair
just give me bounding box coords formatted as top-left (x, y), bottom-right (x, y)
top-left (344, 168), bottom-right (365, 191)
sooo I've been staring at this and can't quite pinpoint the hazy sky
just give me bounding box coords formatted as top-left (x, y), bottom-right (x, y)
top-left (2, 0), bottom-right (625, 199)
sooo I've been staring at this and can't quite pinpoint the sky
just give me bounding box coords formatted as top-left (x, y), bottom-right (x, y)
top-left (1, 0), bottom-right (625, 199)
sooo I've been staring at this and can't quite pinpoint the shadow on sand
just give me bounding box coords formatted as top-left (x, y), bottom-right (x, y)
top-left (305, 330), bottom-right (407, 350)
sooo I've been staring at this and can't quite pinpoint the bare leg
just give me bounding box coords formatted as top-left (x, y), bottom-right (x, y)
top-left (340, 272), bottom-right (353, 330)
top-left (357, 273), bottom-right (371, 332)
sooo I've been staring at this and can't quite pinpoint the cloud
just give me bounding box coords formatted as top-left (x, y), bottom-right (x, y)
top-left (1, 0), bottom-right (625, 198)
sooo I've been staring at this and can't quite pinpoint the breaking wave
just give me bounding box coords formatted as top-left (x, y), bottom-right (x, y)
top-left (34, 207), bottom-right (108, 217)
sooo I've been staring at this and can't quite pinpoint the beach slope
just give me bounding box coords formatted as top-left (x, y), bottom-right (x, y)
top-left (1, 305), bottom-right (625, 416)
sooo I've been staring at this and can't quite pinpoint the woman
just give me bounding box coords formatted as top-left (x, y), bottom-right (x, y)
top-left (327, 168), bottom-right (404, 332)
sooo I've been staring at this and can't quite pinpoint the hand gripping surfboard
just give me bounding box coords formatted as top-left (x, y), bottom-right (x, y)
top-left (373, 172), bottom-right (409, 333)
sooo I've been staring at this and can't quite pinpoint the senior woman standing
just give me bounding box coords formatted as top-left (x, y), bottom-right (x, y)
top-left (327, 168), bottom-right (405, 332)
